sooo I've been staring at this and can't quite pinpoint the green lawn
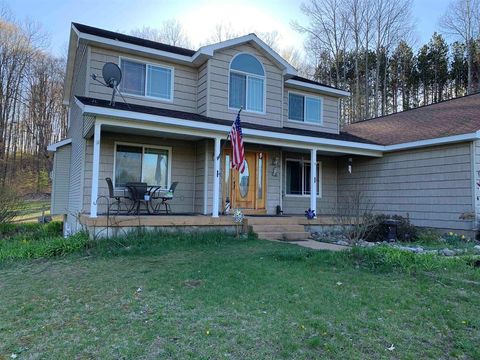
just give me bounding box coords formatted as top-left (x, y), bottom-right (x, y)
top-left (1, 233), bottom-right (479, 359)
top-left (12, 199), bottom-right (62, 223)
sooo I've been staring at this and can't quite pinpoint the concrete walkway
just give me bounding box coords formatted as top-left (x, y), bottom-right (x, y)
top-left (287, 239), bottom-right (350, 251)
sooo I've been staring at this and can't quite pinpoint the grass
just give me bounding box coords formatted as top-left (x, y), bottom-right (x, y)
top-left (11, 199), bottom-right (62, 223)
top-left (1, 231), bottom-right (480, 359)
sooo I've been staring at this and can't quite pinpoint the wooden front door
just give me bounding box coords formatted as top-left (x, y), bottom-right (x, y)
top-left (222, 150), bottom-right (267, 212)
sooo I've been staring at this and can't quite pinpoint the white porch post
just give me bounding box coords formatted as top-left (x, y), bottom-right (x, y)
top-left (90, 123), bottom-right (101, 217)
top-left (310, 148), bottom-right (317, 216)
top-left (212, 137), bottom-right (221, 217)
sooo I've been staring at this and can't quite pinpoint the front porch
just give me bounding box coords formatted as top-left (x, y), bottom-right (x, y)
top-left (73, 103), bottom-right (383, 236)
top-left (78, 213), bottom-right (340, 240)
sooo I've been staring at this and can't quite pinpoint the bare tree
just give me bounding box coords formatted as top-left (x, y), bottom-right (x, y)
top-left (203, 23), bottom-right (240, 44)
top-left (130, 19), bottom-right (191, 48)
top-left (441, 0), bottom-right (480, 94)
top-left (335, 184), bottom-right (376, 245)
top-left (293, 0), bottom-right (348, 88)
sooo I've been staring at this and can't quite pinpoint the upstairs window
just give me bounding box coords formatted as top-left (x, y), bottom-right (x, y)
top-left (229, 53), bottom-right (265, 113)
top-left (288, 93), bottom-right (322, 124)
top-left (120, 58), bottom-right (173, 101)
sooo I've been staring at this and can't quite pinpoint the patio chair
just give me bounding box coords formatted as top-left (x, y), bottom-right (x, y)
top-left (125, 182), bottom-right (150, 215)
top-left (105, 177), bottom-right (131, 214)
top-left (151, 182), bottom-right (179, 215)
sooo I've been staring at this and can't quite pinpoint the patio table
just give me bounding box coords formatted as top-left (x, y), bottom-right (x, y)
top-left (120, 184), bottom-right (169, 215)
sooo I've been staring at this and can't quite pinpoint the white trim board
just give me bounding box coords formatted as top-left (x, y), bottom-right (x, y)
top-left (383, 132), bottom-right (480, 152)
top-left (285, 79), bottom-right (351, 97)
top-left (47, 138), bottom-right (72, 152)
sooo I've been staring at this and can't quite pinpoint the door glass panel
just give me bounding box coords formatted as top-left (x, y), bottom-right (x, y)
top-left (257, 153), bottom-right (263, 199)
top-left (239, 160), bottom-right (249, 198)
top-left (225, 154), bottom-right (231, 200)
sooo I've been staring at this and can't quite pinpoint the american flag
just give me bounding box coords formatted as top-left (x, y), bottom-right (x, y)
top-left (230, 111), bottom-right (245, 173)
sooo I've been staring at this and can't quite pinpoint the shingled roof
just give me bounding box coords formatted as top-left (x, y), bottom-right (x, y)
top-left (343, 93), bottom-right (480, 145)
top-left (71, 23), bottom-right (346, 93)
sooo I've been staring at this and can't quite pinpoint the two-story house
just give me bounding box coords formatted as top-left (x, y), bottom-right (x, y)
top-left (49, 23), bottom-right (480, 238)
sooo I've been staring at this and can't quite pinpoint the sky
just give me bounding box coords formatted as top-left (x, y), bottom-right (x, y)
top-left (5, 0), bottom-right (452, 57)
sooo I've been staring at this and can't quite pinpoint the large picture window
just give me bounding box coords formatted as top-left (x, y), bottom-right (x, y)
top-left (120, 58), bottom-right (173, 101)
top-left (229, 53), bottom-right (265, 113)
top-left (288, 93), bottom-right (322, 124)
top-left (285, 159), bottom-right (322, 196)
top-left (114, 143), bottom-right (171, 188)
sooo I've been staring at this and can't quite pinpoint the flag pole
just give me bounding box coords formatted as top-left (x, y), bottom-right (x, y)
top-left (217, 107), bottom-right (242, 160)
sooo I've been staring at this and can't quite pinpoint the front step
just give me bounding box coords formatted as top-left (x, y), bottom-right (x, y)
top-left (255, 231), bottom-right (311, 241)
top-left (250, 224), bottom-right (305, 233)
top-left (246, 217), bottom-right (301, 225)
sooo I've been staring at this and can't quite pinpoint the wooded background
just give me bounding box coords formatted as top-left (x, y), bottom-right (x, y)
top-left (0, 0), bottom-right (479, 195)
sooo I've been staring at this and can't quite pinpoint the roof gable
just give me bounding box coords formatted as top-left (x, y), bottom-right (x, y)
top-left (194, 34), bottom-right (296, 75)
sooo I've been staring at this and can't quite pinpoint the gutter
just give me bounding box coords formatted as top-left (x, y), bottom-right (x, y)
top-left (383, 131), bottom-right (480, 152)
top-left (74, 98), bottom-right (480, 156)
top-left (47, 138), bottom-right (72, 152)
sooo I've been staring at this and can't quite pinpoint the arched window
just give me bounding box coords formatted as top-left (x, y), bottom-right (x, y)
top-left (229, 53), bottom-right (265, 113)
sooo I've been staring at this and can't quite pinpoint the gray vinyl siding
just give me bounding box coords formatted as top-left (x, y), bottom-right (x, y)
top-left (473, 140), bottom-right (480, 225)
top-left (65, 42), bottom-right (88, 234)
top-left (194, 140), bottom-right (205, 214)
top-left (51, 145), bottom-right (71, 215)
top-left (197, 62), bottom-right (208, 115)
top-left (83, 133), bottom-right (196, 214)
top-left (337, 143), bottom-right (475, 231)
top-left (88, 46), bottom-right (198, 113)
top-left (207, 43), bottom-right (283, 127)
top-left (283, 86), bottom-right (339, 134)
top-left (282, 152), bottom-right (338, 215)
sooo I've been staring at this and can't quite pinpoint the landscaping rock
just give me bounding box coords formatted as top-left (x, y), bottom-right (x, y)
top-left (439, 248), bottom-right (456, 257)
top-left (474, 245), bottom-right (480, 254)
top-left (335, 240), bottom-right (350, 246)
top-left (396, 245), bottom-right (424, 253)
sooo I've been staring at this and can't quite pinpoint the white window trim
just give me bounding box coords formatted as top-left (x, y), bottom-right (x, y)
top-left (284, 158), bottom-right (322, 198)
top-left (113, 141), bottom-right (172, 189)
top-left (118, 56), bottom-right (174, 102)
top-left (287, 91), bottom-right (323, 125)
top-left (227, 52), bottom-right (266, 115)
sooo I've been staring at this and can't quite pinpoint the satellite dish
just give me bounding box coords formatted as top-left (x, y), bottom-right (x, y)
top-left (102, 62), bottom-right (122, 88)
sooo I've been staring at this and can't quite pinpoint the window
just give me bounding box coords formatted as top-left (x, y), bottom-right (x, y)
top-left (114, 143), bottom-right (171, 188)
top-left (288, 93), bottom-right (322, 124)
top-left (285, 160), bottom-right (322, 196)
top-left (229, 53), bottom-right (265, 112)
top-left (120, 59), bottom-right (173, 100)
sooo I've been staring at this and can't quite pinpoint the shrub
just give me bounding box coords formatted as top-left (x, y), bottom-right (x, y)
top-left (0, 221), bottom-right (63, 239)
top-left (348, 246), bottom-right (473, 274)
top-left (365, 214), bottom-right (418, 242)
top-left (0, 222), bottom-right (88, 262)
top-left (0, 232), bottom-right (89, 261)
top-left (416, 228), bottom-right (443, 244)
top-left (0, 186), bottom-right (22, 224)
